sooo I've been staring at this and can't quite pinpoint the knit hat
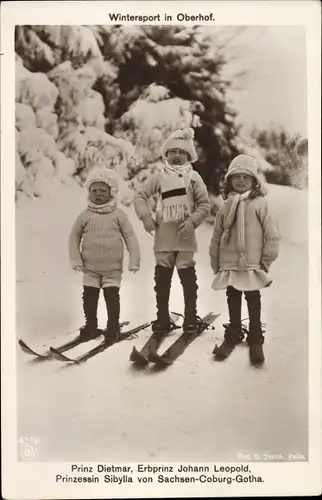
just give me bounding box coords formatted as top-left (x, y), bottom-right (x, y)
top-left (225, 154), bottom-right (261, 185)
top-left (161, 128), bottom-right (198, 163)
top-left (85, 167), bottom-right (119, 198)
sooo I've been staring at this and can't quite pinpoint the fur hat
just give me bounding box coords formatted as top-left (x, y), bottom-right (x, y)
top-left (161, 127), bottom-right (198, 163)
top-left (85, 167), bottom-right (119, 197)
top-left (225, 154), bottom-right (261, 185)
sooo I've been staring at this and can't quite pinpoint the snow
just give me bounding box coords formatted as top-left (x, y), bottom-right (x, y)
top-left (33, 25), bottom-right (102, 64)
top-left (61, 26), bottom-right (102, 61)
top-left (122, 95), bottom-right (196, 133)
top-left (15, 53), bottom-right (134, 199)
top-left (17, 72), bottom-right (59, 112)
top-left (75, 93), bottom-right (105, 130)
top-left (36, 107), bottom-right (59, 139)
top-left (117, 88), bottom-right (200, 175)
top-left (16, 183), bottom-right (308, 462)
top-left (15, 103), bottom-right (36, 131)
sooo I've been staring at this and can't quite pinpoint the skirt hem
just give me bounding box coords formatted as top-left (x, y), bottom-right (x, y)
top-left (212, 269), bottom-right (272, 291)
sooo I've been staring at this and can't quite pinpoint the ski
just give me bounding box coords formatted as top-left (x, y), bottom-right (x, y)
top-left (18, 321), bottom-right (130, 360)
top-left (50, 321), bottom-right (151, 364)
top-left (129, 312), bottom-right (182, 367)
top-left (148, 312), bottom-right (220, 367)
top-left (212, 319), bottom-right (257, 359)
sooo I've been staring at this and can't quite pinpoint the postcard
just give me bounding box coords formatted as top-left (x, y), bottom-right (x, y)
top-left (1, 1), bottom-right (321, 498)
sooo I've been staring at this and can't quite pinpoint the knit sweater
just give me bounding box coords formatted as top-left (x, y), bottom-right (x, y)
top-left (209, 196), bottom-right (279, 273)
top-left (69, 208), bottom-right (140, 273)
top-left (134, 170), bottom-right (210, 252)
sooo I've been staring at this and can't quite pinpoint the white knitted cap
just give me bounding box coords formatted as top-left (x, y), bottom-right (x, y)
top-left (85, 167), bottom-right (119, 197)
top-left (161, 127), bottom-right (198, 163)
top-left (225, 154), bottom-right (261, 184)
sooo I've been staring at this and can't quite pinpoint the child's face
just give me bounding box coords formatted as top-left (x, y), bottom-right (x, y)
top-left (230, 173), bottom-right (254, 194)
top-left (89, 182), bottom-right (111, 205)
top-left (166, 148), bottom-right (190, 166)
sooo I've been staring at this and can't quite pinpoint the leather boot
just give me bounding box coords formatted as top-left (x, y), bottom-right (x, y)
top-left (178, 266), bottom-right (199, 334)
top-left (80, 286), bottom-right (100, 340)
top-left (245, 290), bottom-right (265, 365)
top-left (213, 287), bottom-right (244, 359)
top-left (151, 265), bottom-right (174, 333)
top-left (103, 286), bottom-right (121, 343)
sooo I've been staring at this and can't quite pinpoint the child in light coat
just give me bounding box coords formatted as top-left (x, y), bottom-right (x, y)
top-left (69, 167), bottom-right (140, 343)
top-left (134, 128), bottom-right (210, 334)
top-left (209, 154), bottom-right (279, 365)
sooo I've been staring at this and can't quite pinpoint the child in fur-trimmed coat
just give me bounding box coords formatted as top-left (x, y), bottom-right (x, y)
top-left (209, 154), bottom-right (280, 365)
top-left (134, 128), bottom-right (210, 335)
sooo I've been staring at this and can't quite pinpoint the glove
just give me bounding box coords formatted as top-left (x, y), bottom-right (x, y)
top-left (177, 219), bottom-right (194, 240)
top-left (261, 261), bottom-right (270, 273)
top-left (142, 216), bottom-right (156, 234)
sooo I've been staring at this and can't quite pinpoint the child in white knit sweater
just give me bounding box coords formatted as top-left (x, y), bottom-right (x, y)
top-left (69, 167), bottom-right (140, 343)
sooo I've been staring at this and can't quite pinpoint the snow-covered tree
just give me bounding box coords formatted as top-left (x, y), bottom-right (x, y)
top-left (92, 25), bottom-right (243, 194)
top-left (15, 25), bottom-right (265, 199)
top-left (251, 127), bottom-right (308, 189)
top-left (15, 27), bottom-right (133, 199)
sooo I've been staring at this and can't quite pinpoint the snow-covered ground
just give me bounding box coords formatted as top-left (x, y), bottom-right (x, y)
top-left (16, 182), bottom-right (308, 462)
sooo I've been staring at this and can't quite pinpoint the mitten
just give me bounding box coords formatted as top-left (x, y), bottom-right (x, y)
top-left (142, 216), bottom-right (156, 233)
top-left (178, 219), bottom-right (194, 239)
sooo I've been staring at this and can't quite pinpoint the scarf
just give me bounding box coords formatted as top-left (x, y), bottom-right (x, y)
top-left (158, 160), bottom-right (193, 223)
top-left (222, 190), bottom-right (251, 268)
top-left (87, 198), bottom-right (117, 214)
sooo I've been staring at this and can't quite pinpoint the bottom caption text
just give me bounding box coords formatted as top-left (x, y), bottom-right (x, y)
top-left (55, 463), bottom-right (264, 485)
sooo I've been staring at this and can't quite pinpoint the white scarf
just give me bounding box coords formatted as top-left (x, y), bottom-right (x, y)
top-left (222, 190), bottom-right (251, 267)
top-left (158, 161), bottom-right (193, 223)
top-left (87, 198), bottom-right (117, 214)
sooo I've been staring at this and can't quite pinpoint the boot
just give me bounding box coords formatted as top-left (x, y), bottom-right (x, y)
top-left (213, 287), bottom-right (244, 359)
top-left (178, 266), bottom-right (199, 334)
top-left (152, 265), bottom-right (174, 333)
top-left (80, 286), bottom-right (100, 341)
top-left (245, 291), bottom-right (265, 365)
top-left (103, 286), bottom-right (121, 343)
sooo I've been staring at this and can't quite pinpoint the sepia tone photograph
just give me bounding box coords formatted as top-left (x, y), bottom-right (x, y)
top-left (1, 1), bottom-right (321, 498)
top-left (14, 22), bottom-right (309, 461)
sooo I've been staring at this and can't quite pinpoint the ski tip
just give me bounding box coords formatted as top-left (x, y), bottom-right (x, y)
top-left (49, 347), bottom-right (74, 363)
top-left (129, 346), bottom-right (139, 360)
top-left (200, 312), bottom-right (221, 329)
top-left (130, 347), bottom-right (149, 366)
top-left (147, 351), bottom-right (168, 366)
top-left (18, 339), bottom-right (29, 351)
top-left (206, 312), bottom-right (220, 321)
top-left (18, 339), bottom-right (48, 358)
top-left (212, 346), bottom-right (227, 361)
top-left (18, 338), bottom-right (32, 351)
top-left (152, 356), bottom-right (172, 368)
